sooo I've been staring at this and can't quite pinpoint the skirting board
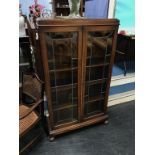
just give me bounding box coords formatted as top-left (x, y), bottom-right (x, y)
top-left (108, 90), bottom-right (135, 106)
top-left (111, 73), bottom-right (135, 87)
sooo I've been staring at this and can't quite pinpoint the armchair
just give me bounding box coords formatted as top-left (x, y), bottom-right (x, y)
top-left (19, 73), bottom-right (44, 154)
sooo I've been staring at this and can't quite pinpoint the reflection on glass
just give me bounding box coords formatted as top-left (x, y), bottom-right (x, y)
top-left (45, 32), bottom-right (78, 125)
top-left (84, 31), bottom-right (114, 117)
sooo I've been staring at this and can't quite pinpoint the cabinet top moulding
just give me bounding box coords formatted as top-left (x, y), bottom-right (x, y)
top-left (36, 18), bottom-right (119, 27)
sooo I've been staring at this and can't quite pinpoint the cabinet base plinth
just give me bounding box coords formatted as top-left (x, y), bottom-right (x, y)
top-left (49, 114), bottom-right (108, 139)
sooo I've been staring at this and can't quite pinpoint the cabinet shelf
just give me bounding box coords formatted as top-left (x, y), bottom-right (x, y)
top-left (51, 83), bottom-right (77, 91)
top-left (87, 54), bottom-right (111, 60)
top-left (48, 58), bottom-right (78, 64)
top-left (85, 95), bottom-right (105, 104)
top-left (51, 37), bottom-right (73, 41)
top-left (53, 103), bottom-right (77, 112)
top-left (50, 67), bottom-right (77, 72)
top-left (86, 78), bottom-right (107, 85)
top-left (48, 58), bottom-right (77, 62)
top-left (86, 63), bottom-right (109, 68)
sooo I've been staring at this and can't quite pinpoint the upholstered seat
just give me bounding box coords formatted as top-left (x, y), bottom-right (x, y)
top-left (19, 104), bottom-right (39, 136)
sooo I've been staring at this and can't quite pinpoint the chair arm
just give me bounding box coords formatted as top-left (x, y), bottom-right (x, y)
top-left (20, 99), bottom-right (43, 120)
top-left (22, 91), bottom-right (37, 101)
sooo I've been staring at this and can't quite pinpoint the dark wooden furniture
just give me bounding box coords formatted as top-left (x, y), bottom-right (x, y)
top-left (19, 36), bottom-right (32, 82)
top-left (36, 18), bottom-right (119, 140)
top-left (53, 0), bottom-right (85, 16)
top-left (115, 34), bottom-right (135, 75)
top-left (19, 16), bottom-right (33, 82)
top-left (25, 17), bottom-right (45, 81)
top-left (19, 73), bottom-right (44, 154)
top-left (19, 16), bottom-right (37, 83)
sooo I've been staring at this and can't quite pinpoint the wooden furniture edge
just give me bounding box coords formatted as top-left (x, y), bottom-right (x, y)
top-left (49, 114), bottom-right (108, 136)
top-left (37, 18), bottom-right (119, 27)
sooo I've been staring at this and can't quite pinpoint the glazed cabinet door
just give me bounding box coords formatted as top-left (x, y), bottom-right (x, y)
top-left (82, 26), bottom-right (117, 119)
top-left (39, 27), bottom-right (82, 127)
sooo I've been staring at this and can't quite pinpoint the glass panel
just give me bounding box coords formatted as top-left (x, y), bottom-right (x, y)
top-left (84, 100), bottom-right (104, 117)
top-left (85, 66), bottom-right (109, 81)
top-left (84, 31), bottom-right (114, 118)
top-left (53, 106), bottom-right (78, 125)
top-left (45, 32), bottom-right (78, 125)
top-left (52, 85), bottom-right (78, 106)
top-left (85, 82), bottom-right (106, 100)
top-left (50, 69), bottom-right (77, 87)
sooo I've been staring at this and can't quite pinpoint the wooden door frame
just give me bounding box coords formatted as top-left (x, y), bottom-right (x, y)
top-left (38, 26), bottom-right (83, 130)
top-left (81, 26), bottom-right (118, 120)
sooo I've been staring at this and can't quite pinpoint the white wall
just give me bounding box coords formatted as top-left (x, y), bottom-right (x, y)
top-left (108, 0), bottom-right (135, 34)
top-left (108, 0), bottom-right (116, 18)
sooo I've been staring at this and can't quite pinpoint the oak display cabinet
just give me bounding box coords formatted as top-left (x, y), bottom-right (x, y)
top-left (37, 18), bottom-right (119, 140)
